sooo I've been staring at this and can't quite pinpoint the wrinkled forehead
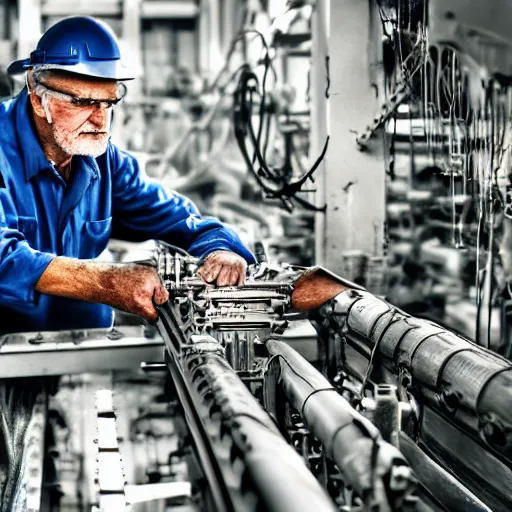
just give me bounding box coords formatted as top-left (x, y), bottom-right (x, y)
top-left (35, 69), bottom-right (120, 98)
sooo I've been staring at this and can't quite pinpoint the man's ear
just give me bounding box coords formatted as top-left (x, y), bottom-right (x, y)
top-left (29, 90), bottom-right (46, 119)
top-left (26, 71), bottom-right (46, 119)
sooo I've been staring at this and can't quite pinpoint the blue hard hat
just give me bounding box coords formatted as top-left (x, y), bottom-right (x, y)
top-left (7, 16), bottom-right (135, 80)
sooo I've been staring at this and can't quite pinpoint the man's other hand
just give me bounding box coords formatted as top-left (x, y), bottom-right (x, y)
top-left (197, 250), bottom-right (247, 286)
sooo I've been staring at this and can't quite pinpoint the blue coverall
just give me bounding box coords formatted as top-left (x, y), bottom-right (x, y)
top-left (0, 89), bottom-right (255, 335)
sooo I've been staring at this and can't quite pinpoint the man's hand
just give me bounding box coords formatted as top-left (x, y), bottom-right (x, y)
top-left (101, 264), bottom-right (169, 321)
top-left (36, 257), bottom-right (169, 322)
top-left (197, 250), bottom-right (247, 286)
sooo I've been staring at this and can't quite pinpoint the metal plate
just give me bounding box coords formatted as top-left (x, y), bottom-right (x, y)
top-left (0, 327), bottom-right (164, 378)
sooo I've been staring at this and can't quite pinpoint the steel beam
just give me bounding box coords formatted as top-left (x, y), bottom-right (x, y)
top-left (156, 307), bottom-right (234, 512)
top-left (323, 0), bottom-right (386, 274)
top-left (0, 326), bottom-right (163, 378)
top-left (399, 432), bottom-right (492, 512)
top-left (311, 0), bottom-right (329, 266)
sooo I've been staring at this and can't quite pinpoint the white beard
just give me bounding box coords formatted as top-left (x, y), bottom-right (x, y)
top-left (53, 115), bottom-right (110, 158)
top-left (53, 127), bottom-right (110, 157)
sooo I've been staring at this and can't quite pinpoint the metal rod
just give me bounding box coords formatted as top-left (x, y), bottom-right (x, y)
top-left (399, 433), bottom-right (491, 512)
top-left (156, 305), bottom-right (234, 512)
top-left (182, 341), bottom-right (338, 512)
top-left (266, 338), bottom-right (416, 510)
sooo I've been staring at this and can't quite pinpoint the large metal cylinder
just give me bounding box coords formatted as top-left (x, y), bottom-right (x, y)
top-left (328, 289), bottom-right (512, 462)
top-left (266, 338), bottom-right (417, 511)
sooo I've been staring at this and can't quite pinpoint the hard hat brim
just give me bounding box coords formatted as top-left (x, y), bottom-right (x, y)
top-left (6, 59), bottom-right (29, 76)
top-left (7, 59), bottom-right (135, 81)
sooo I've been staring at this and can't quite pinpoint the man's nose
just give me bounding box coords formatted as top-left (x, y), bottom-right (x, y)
top-left (88, 105), bottom-right (110, 128)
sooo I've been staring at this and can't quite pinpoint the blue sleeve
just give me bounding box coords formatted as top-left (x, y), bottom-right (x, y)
top-left (110, 146), bottom-right (256, 264)
top-left (0, 189), bottom-right (54, 306)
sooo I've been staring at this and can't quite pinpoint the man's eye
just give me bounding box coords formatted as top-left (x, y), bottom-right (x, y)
top-left (71, 98), bottom-right (117, 108)
top-left (71, 98), bottom-right (92, 107)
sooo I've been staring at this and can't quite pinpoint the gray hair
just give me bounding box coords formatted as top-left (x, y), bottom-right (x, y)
top-left (27, 69), bottom-right (54, 124)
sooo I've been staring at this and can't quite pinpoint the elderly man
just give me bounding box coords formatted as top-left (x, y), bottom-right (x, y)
top-left (0, 16), bottom-right (255, 335)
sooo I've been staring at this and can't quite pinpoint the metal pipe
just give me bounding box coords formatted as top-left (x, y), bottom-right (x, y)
top-left (326, 290), bottom-right (512, 461)
top-left (182, 338), bottom-right (338, 512)
top-left (266, 338), bottom-right (417, 511)
top-left (156, 309), bottom-right (233, 512)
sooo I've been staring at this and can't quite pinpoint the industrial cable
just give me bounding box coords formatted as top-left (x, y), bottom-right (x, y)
top-left (375, 0), bottom-right (396, 41)
top-left (233, 64), bottom-right (329, 211)
top-left (211, 20), bottom-right (329, 212)
top-left (358, 308), bottom-right (400, 404)
top-left (385, 0), bottom-right (512, 356)
top-left (265, 353), bottom-right (316, 390)
top-left (397, 0), bottom-right (405, 71)
top-left (252, 35), bottom-right (271, 166)
top-left (211, 28), bottom-right (278, 95)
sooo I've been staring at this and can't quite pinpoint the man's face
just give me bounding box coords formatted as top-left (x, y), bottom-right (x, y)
top-left (40, 73), bottom-right (120, 157)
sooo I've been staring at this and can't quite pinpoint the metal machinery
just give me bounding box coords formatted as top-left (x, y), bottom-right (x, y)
top-left (373, 0), bottom-right (512, 353)
top-left (2, 1), bottom-right (512, 510)
top-left (87, 246), bottom-right (512, 512)
top-left (73, 5), bottom-right (512, 510)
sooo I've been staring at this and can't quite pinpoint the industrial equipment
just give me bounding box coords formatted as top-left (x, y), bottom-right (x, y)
top-left (2, 2), bottom-right (512, 511)
top-left (86, 247), bottom-right (512, 511)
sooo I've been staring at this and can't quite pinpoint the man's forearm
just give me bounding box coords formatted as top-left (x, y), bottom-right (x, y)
top-left (35, 256), bottom-right (114, 303)
top-left (292, 268), bottom-right (348, 311)
top-left (35, 256), bottom-right (169, 320)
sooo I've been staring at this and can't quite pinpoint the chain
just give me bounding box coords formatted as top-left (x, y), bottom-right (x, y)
top-left (356, 80), bottom-right (411, 150)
